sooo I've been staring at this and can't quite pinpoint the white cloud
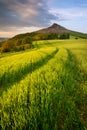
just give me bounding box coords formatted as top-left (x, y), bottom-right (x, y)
top-left (0, 0), bottom-right (57, 33)
top-left (50, 7), bottom-right (87, 19)
top-left (0, 26), bottom-right (42, 37)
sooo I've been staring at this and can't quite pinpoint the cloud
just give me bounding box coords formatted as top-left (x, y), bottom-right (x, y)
top-left (1, 0), bottom-right (87, 37)
top-left (50, 7), bottom-right (87, 20)
top-left (0, 26), bottom-right (42, 37)
top-left (0, 0), bottom-right (58, 33)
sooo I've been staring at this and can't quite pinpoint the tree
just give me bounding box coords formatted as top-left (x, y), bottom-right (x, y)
top-left (15, 39), bottom-right (22, 46)
top-left (59, 33), bottom-right (70, 39)
top-left (22, 36), bottom-right (32, 45)
top-left (1, 40), bottom-right (14, 52)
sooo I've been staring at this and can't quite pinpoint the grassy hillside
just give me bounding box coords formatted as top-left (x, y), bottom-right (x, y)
top-left (0, 32), bottom-right (86, 53)
top-left (71, 31), bottom-right (87, 39)
top-left (0, 24), bottom-right (87, 53)
top-left (0, 39), bottom-right (87, 129)
top-left (0, 35), bottom-right (33, 53)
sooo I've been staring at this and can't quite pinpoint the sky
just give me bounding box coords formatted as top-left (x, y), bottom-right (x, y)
top-left (0, 0), bottom-right (87, 37)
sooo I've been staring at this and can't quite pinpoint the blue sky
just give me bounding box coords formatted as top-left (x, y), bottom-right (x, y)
top-left (48, 0), bottom-right (87, 32)
top-left (0, 0), bottom-right (87, 37)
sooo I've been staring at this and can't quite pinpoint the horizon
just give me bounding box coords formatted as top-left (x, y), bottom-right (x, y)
top-left (0, 0), bottom-right (87, 37)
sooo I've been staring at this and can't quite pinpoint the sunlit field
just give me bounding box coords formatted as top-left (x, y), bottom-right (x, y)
top-left (0, 39), bottom-right (87, 129)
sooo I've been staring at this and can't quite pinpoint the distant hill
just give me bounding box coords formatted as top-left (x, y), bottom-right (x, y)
top-left (0, 37), bottom-right (9, 42)
top-left (0, 23), bottom-right (87, 53)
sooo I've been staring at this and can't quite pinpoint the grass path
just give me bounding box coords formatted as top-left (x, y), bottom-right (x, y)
top-left (65, 49), bottom-right (87, 129)
top-left (69, 50), bottom-right (87, 128)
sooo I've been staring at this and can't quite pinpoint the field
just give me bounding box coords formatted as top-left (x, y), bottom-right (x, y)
top-left (0, 39), bottom-right (87, 130)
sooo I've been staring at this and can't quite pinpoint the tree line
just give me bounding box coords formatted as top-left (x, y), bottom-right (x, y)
top-left (0, 33), bottom-right (70, 53)
top-left (1, 36), bottom-right (32, 53)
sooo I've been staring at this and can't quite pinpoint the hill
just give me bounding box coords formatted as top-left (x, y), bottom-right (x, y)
top-left (5, 23), bottom-right (87, 40)
top-left (35, 23), bottom-right (70, 33)
top-left (35, 23), bottom-right (87, 39)
top-left (0, 23), bottom-right (87, 53)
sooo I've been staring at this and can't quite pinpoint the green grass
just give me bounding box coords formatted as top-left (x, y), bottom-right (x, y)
top-left (0, 39), bottom-right (87, 129)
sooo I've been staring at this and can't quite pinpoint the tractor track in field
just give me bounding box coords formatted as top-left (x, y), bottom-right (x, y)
top-left (0, 48), bottom-right (58, 96)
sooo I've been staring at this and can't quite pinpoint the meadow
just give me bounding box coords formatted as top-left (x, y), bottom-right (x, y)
top-left (0, 39), bottom-right (87, 130)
